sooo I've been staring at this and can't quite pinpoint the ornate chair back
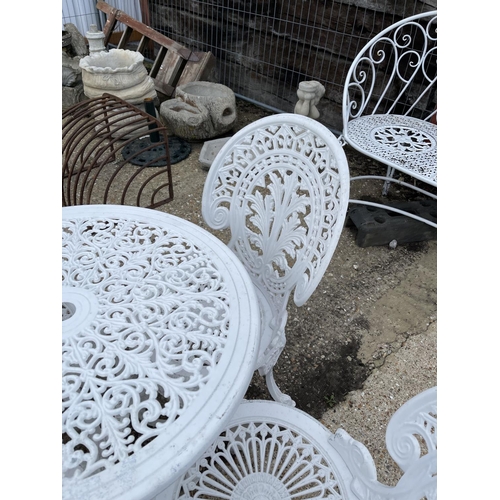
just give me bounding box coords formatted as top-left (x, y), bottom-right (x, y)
top-left (202, 113), bottom-right (350, 403)
top-left (342, 11), bottom-right (437, 129)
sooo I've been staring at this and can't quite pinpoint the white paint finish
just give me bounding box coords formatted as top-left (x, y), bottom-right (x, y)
top-left (62, 205), bottom-right (260, 500)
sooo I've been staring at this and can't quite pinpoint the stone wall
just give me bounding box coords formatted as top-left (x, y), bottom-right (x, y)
top-left (150, 0), bottom-right (436, 131)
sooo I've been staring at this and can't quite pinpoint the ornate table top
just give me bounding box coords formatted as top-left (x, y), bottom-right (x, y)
top-left (62, 205), bottom-right (260, 500)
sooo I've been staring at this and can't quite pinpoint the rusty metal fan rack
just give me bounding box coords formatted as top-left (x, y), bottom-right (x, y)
top-left (62, 93), bottom-right (173, 208)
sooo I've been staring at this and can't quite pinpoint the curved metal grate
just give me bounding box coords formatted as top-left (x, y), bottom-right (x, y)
top-left (62, 93), bottom-right (174, 208)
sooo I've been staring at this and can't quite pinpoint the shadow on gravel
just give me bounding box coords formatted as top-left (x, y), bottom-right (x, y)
top-left (245, 336), bottom-right (370, 420)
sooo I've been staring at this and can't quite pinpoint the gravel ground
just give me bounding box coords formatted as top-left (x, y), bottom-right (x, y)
top-left (321, 317), bottom-right (436, 486)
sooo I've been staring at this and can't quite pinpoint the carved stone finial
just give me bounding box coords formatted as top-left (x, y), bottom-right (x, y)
top-left (86, 24), bottom-right (106, 54)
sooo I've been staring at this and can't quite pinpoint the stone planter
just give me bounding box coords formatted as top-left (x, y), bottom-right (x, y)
top-left (79, 49), bottom-right (157, 105)
top-left (160, 82), bottom-right (237, 140)
top-left (79, 49), bottom-right (158, 137)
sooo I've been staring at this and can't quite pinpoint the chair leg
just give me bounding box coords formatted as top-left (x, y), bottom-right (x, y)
top-left (265, 369), bottom-right (296, 407)
top-left (382, 166), bottom-right (395, 196)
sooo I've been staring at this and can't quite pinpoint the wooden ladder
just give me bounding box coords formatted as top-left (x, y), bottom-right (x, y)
top-left (97, 1), bottom-right (215, 98)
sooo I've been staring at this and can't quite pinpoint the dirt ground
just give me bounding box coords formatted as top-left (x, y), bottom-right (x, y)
top-left (156, 100), bottom-right (436, 395)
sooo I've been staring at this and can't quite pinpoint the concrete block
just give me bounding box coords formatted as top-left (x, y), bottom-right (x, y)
top-left (199, 137), bottom-right (231, 170)
top-left (348, 200), bottom-right (437, 247)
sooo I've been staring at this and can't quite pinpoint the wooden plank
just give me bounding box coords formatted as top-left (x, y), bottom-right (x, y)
top-left (117, 26), bottom-right (135, 49)
top-left (108, 30), bottom-right (143, 45)
top-left (102, 8), bottom-right (118, 45)
top-left (97, 1), bottom-right (198, 61)
top-left (156, 51), bottom-right (186, 87)
top-left (177, 52), bottom-right (216, 87)
top-left (149, 46), bottom-right (168, 78)
top-left (139, 0), bottom-right (151, 27)
top-left (96, 1), bottom-right (216, 98)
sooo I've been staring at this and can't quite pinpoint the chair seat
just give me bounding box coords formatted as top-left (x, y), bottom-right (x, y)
top-left (345, 114), bottom-right (437, 187)
top-left (162, 388), bottom-right (437, 500)
top-left (164, 400), bottom-right (355, 499)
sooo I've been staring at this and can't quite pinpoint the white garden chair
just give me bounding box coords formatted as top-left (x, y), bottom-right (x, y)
top-left (162, 386), bottom-right (437, 499)
top-left (200, 113), bottom-right (350, 406)
top-left (340, 11), bottom-right (437, 228)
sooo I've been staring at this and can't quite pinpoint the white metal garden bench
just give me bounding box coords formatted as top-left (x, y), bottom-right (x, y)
top-left (161, 386), bottom-right (437, 499)
top-left (340, 11), bottom-right (437, 228)
top-left (199, 113), bottom-right (351, 406)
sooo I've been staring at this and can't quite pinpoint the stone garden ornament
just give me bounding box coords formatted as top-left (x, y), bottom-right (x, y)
top-left (62, 23), bottom-right (88, 88)
top-left (294, 80), bottom-right (326, 119)
top-left (85, 24), bottom-right (106, 54)
top-left (79, 48), bottom-right (157, 104)
top-left (79, 48), bottom-right (158, 137)
top-left (160, 81), bottom-right (237, 140)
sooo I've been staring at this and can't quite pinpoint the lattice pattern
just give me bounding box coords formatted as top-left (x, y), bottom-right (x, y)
top-left (346, 114), bottom-right (437, 184)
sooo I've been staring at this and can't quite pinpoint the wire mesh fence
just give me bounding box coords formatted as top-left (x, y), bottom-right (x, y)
top-left (62, 0), bottom-right (143, 38)
top-left (148, 0), bottom-right (435, 131)
top-left (62, 0), bottom-right (436, 132)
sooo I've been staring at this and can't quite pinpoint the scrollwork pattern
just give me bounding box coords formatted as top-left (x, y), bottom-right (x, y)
top-left (203, 121), bottom-right (348, 374)
top-left (331, 387), bottom-right (437, 500)
top-left (203, 115), bottom-right (349, 382)
top-left (206, 123), bottom-right (344, 313)
top-left (345, 15), bottom-right (437, 121)
top-left (62, 216), bottom-right (231, 481)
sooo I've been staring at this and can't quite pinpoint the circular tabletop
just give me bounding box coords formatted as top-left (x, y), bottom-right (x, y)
top-left (62, 205), bottom-right (260, 500)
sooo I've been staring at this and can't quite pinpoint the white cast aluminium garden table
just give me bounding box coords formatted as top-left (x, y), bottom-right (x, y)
top-left (62, 205), bottom-right (261, 500)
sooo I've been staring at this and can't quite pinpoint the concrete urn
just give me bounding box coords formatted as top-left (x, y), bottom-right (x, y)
top-left (160, 82), bottom-right (237, 140)
top-left (79, 49), bottom-right (157, 104)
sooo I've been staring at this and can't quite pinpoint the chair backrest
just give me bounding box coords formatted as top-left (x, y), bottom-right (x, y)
top-left (202, 114), bottom-right (350, 321)
top-left (342, 11), bottom-right (437, 130)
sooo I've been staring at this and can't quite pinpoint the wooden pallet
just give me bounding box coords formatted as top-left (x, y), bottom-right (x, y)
top-left (97, 1), bottom-right (215, 98)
